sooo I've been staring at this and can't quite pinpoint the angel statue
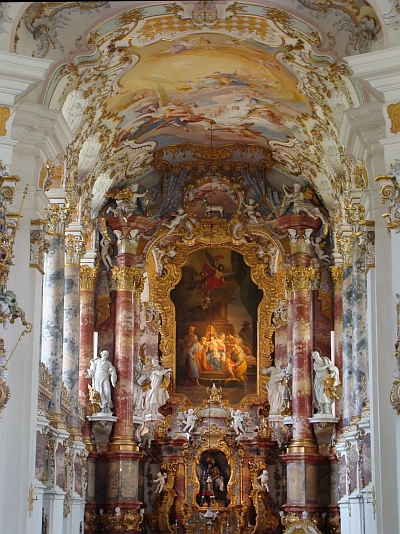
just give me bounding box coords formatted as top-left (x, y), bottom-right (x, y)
top-left (282, 183), bottom-right (326, 224)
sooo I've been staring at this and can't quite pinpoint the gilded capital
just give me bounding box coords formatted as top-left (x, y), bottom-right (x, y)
top-left (80, 265), bottom-right (99, 291)
top-left (337, 235), bottom-right (353, 266)
top-left (45, 203), bottom-right (71, 237)
top-left (111, 265), bottom-right (141, 292)
top-left (330, 266), bottom-right (343, 291)
top-left (284, 266), bottom-right (315, 292)
top-left (65, 234), bottom-right (86, 265)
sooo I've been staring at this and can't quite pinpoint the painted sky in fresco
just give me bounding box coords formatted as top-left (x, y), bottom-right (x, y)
top-left (106, 34), bottom-right (312, 149)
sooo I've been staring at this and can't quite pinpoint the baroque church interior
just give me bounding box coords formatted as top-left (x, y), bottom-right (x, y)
top-left (1, 1), bottom-right (400, 533)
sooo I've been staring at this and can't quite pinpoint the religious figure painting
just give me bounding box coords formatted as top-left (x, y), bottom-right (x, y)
top-left (171, 247), bottom-right (262, 404)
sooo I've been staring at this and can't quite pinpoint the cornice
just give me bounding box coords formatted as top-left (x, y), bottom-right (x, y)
top-left (346, 45), bottom-right (400, 101)
top-left (11, 102), bottom-right (72, 160)
top-left (0, 51), bottom-right (52, 106)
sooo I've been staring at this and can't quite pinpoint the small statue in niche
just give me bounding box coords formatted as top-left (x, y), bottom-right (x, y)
top-left (182, 408), bottom-right (197, 433)
top-left (87, 348), bottom-right (117, 413)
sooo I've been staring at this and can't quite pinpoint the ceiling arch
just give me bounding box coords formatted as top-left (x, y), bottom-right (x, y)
top-left (9, 1), bottom-right (391, 221)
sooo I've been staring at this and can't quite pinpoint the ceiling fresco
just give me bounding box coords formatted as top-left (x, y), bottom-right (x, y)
top-left (106, 34), bottom-right (313, 149)
top-left (5, 0), bottom-right (396, 222)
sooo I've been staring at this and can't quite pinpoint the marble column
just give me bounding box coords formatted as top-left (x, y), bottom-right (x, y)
top-left (63, 233), bottom-right (85, 430)
top-left (331, 266), bottom-right (344, 426)
top-left (340, 238), bottom-right (354, 429)
top-left (110, 262), bottom-right (139, 446)
top-left (41, 203), bottom-right (70, 427)
top-left (351, 241), bottom-right (367, 422)
top-left (105, 260), bottom-right (144, 518)
top-left (79, 265), bottom-right (99, 443)
top-left (285, 265), bottom-right (316, 449)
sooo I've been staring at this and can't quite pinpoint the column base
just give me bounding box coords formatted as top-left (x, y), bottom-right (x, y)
top-left (287, 437), bottom-right (318, 454)
top-left (109, 436), bottom-right (140, 452)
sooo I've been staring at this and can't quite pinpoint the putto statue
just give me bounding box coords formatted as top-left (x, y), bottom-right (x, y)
top-left (153, 471), bottom-right (168, 494)
top-left (87, 348), bottom-right (117, 414)
top-left (311, 349), bottom-right (340, 415)
top-left (182, 408), bottom-right (197, 433)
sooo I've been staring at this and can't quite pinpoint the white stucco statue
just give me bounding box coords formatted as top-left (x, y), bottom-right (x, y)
top-left (262, 362), bottom-right (283, 415)
top-left (144, 357), bottom-right (172, 416)
top-left (257, 469), bottom-right (269, 492)
top-left (99, 236), bottom-right (113, 270)
top-left (133, 362), bottom-right (149, 416)
top-left (153, 471), bottom-right (167, 493)
top-left (232, 409), bottom-right (245, 435)
top-left (182, 408), bottom-right (197, 433)
top-left (87, 348), bottom-right (117, 413)
top-left (312, 349), bottom-right (340, 415)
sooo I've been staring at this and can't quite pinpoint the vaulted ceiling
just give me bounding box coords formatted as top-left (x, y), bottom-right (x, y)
top-left (10, 1), bottom-right (396, 226)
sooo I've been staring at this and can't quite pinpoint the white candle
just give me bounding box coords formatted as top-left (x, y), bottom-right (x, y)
top-left (93, 331), bottom-right (98, 358)
top-left (330, 331), bottom-right (335, 366)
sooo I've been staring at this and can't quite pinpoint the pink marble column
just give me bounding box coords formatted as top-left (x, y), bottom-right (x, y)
top-left (110, 259), bottom-right (141, 447)
top-left (79, 265), bottom-right (99, 443)
top-left (285, 266), bottom-right (316, 448)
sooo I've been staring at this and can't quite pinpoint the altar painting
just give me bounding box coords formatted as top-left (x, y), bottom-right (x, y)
top-left (171, 247), bottom-right (262, 404)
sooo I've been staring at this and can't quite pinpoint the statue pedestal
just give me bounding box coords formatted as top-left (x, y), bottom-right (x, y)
top-left (87, 413), bottom-right (118, 454)
top-left (309, 415), bottom-right (339, 456)
top-left (145, 412), bottom-right (164, 423)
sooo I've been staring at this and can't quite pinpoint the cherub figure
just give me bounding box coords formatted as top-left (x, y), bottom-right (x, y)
top-left (162, 208), bottom-right (188, 236)
top-left (232, 409), bottom-right (245, 435)
top-left (100, 236), bottom-right (113, 270)
top-left (257, 469), bottom-right (269, 492)
top-left (182, 408), bottom-right (197, 433)
top-left (153, 471), bottom-right (167, 493)
top-left (312, 236), bottom-right (330, 263)
top-left (242, 198), bottom-right (262, 224)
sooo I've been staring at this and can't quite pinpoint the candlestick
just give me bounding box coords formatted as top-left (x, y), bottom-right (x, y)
top-left (330, 331), bottom-right (335, 367)
top-left (93, 331), bottom-right (98, 359)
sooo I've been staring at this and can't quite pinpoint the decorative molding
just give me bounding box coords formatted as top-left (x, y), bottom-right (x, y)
top-left (375, 160), bottom-right (400, 232)
top-left (30, 228), bottom-right (50, 274)
top-left (45, 203), bottom-right (71, 237)
top-left (65, 233), bottom-right (86, 265)
top-left (330, 265), bottom-right (343, 291)
top-left (0, 106), bottom-right (10, 136)
top-left (388, 102), bottom-right (400, 134)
